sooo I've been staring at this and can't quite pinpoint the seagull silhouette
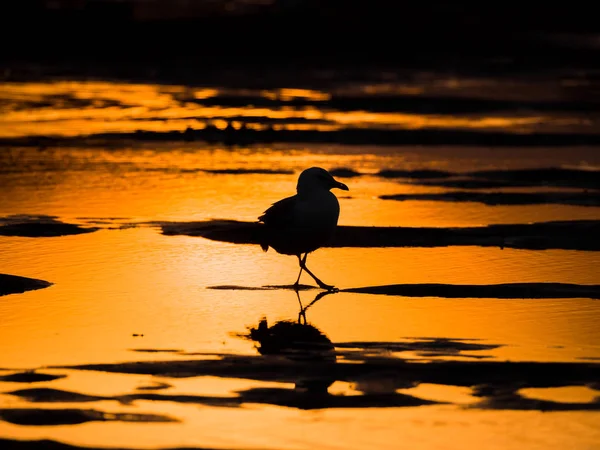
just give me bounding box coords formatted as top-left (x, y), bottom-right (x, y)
top-left (259, 167), bottom-right (349, 291)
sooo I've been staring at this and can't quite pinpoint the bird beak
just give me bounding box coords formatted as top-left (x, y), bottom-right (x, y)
top-left (334, 180), bottom-right (349, 191)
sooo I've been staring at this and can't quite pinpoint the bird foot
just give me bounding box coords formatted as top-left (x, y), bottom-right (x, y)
top-left (318, 283), bottom-right (338, 292)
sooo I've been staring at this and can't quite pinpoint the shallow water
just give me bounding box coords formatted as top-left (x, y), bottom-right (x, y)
top-left (1, 79), bottom-right (599, 449)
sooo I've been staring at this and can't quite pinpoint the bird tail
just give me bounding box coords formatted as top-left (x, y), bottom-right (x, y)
top-left (256, 222), bottom-right (269, 252)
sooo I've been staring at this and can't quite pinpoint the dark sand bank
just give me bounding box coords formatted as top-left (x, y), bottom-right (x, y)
top-left (140, 167), bottom-right (294, 175)
top-left (2, 127), bottom-right (600, 149)
top-left (0, 438), bottom-right (222, 450)
top-left (334, 338), bottom-right (499, 358)
top-left (380, 191), bottom-right (600, 206)
top-left (5, 386), bottom-right (438, 411)
top-left (0, 334), bottom-right (597, 422)
top-left (419, 168), bottom-right (600, 190)
top-left (331, 167), bottom-right (600, 190)
top-left (343, 283), bottom-right (600, 300)
top-left (61, 354), bottom-right (600, 389)
top-left (50, 354), bottom-right (600, 411)
top-left (202, 168), bottom-right (293, 175)
top-left (0, 216), bottom-right (98, 238)
top-left (208, 283), bottom-right (600, 300)
top-left (413, 178), bottom-right (600, 190)
top-left (1, 335), bottom-right (594, 412)
top-left (0, 371), bottom-right (65, 383)
top-left (158, 219), bottom-right (600, 251)
top-left (0, 408), bottom-right (177, 426)
top-left (208, 284), bottom-right (319, 292)
top-left (0, 274), bottom-right (52, 297)
top-left (7, 388), bottom-right (108, 404)
top-left (187, 93), bottom-right (600, 115)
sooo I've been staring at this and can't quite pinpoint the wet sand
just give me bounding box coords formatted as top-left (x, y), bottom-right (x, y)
top-left (0, 274), bottom-right (52, 297)
top-left (209, 283), bottom-right (600, 300)
top-left (0, 331), bottom-right (597, 422)
top-left (380, 191), bottom-right (600, 207)
top-left (374, 168), bottom-right (600, 190)
top-left (7, 348), bottom-right (595, 412)
top-left (0, 408), bottom-right (177, 426)
top-left (0, 438), bottom-right (217, 450)
top-left (5, 214), bottom-right (597, 252)
top-left (0, 216), bottom-right (97, 238)
top-left (159, 219), bottom-right (600, 251)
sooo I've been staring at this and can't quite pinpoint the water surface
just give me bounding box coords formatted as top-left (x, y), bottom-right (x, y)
top-left (1, 78), bottom-right (599, 450)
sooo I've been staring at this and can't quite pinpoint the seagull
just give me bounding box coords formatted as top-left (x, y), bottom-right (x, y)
top-left (258, 167), bottom-right (349, 291)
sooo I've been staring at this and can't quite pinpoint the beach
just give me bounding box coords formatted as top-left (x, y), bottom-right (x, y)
top-left (1, 9), bottom-right (600, 446)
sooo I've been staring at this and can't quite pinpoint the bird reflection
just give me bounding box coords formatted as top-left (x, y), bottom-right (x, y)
top-left (247, 289), bottom-right (338, 393)
top-left (296, 289), bottom-right (333, 325)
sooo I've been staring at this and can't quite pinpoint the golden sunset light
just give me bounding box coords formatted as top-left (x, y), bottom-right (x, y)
top-left (1, 1), bottom-right (599, 450)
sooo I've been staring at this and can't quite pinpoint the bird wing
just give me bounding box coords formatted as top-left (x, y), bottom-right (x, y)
top-left (258, 195), bottom-right (298, 227)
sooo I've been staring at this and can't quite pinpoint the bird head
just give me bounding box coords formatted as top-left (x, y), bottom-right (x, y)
top-left (297, 167), bottom-right (349, 194)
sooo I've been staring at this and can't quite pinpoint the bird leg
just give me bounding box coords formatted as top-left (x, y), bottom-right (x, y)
top-left (295, 290), bottom-right (307, 325)
top-left (297, 290), bottom-right (336, 324)
top-left (294, 254), bottom-right (305, 288)
top-left (299, 254), bottom-right (338, 292)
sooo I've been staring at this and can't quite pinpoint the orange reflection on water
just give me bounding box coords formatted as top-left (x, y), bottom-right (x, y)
top-left (325, 110), bottom-right (574, 132)
top-left (193, 88), bottom-right (220, 99)
top-left (0, 81), bottom-right (585, 139)
top-left (0, 81), bottom-right (187, 107)
top-left (0, 140), bottom-right (599, 449)
top-left (1, 158), bottom-right (599, 365)
top-left (261, 88), bottom-right (331, 101)
top-left (1, 229), bottom-right (598, 367)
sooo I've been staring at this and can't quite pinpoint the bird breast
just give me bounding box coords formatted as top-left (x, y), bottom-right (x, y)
top-left (294, 191), bottom-right (340, 230)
